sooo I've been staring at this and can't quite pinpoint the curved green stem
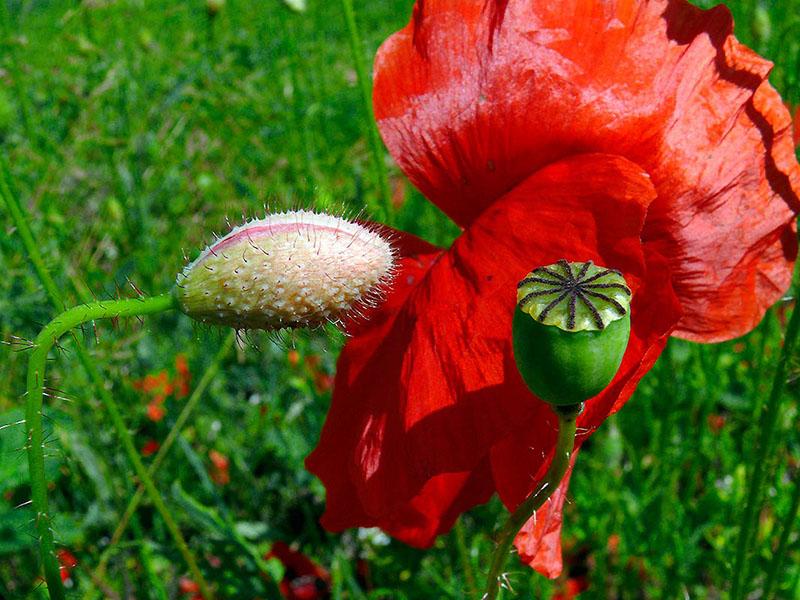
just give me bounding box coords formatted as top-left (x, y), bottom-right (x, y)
top-left (731, 298), bottom-right (800, 600)
top-left (483, 403), bottom-right (581, 600)
top-left (25, 295), bottom-right (213, 600)
top-left (340, 0), bottom-right (391, 221)
top-left (2, 159), bottom-right (213, 598)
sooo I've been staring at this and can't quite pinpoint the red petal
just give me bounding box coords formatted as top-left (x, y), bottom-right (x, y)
top-left (374, 0), bottom-right (799, 343)
top-left (512, 455), bottom-right (577, 579)
top-left (267, 542), bottom-right (330, 582)
top-left (306, 154), bottom-right (671, 544)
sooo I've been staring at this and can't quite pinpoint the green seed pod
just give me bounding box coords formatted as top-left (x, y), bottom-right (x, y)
top-left (512, 259), bottom-right (631, 405)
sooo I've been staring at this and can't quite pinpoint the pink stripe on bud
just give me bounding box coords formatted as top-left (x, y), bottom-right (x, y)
top-left (175, 211), bottom-right (395, 330)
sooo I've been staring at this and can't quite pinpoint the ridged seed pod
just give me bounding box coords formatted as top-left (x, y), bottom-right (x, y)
top-left (512, 259), bottom-right (632, 405)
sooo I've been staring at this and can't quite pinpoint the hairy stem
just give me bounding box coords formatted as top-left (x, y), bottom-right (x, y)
top-left (731, 298), bottom-right (800, 600)
top-left (483, 403), bottom-right (581, 600)
top-left (26, 295), bottom-right (213, 600)
top-left (340, 0), bottom-right (392, 221)
top-left (2, 160), bottom-right (214, 598)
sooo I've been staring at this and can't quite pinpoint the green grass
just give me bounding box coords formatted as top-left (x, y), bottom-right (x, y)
top-left (0, 0), bottom-right (799, 598)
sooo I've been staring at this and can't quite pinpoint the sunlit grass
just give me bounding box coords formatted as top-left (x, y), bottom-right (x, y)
top-left (0, 0), bottom-right (798, 598)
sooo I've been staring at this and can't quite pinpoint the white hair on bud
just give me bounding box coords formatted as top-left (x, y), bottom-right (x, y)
top-left (175, 210), bottom-right (396, 331)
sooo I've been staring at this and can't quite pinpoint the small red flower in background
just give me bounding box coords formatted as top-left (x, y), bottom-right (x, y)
top-left (607, 534), bottom-right (620, 556)
top-left (552, 576), bottom-right (588, 600)
top-left (306, 0), bottom-right (800, 579)
top-left (141, 439), bottom-right (160, 457)
top-left (208, 449), bottom-right (230, 486)
top-left (175, 354), bottom-right (192, 399)
top-left (288, 351), bottom-right (335, 394)
top-left (57, 548), bottom-right (77, 584)
top-left (267, 541), bottom-right (331, 600)
top-left (133, 356), bottom-right (193, 421)
top-left (134, 371), bottom-right (173, 403)
top-left (178, 577), bottom-right (202, 600)
top-left (313, 372), bottom-right (334, 394)
top-left (146, 401), bottom-right (166, 422)
top-left (707, 414), bottom-right (727, 434)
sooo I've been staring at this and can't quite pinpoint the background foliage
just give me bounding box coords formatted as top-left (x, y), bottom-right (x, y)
top-left (0, 0), bottom-right (799, 598)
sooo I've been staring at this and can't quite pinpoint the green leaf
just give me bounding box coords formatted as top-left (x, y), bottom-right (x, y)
top-left (170, 480), bottom-right (228, 539)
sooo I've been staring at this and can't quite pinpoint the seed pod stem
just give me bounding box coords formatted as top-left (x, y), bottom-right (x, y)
top-left (483, 402), bottom-right (583, 600)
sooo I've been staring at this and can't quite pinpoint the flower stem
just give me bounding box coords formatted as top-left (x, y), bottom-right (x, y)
top-left (2, 159), bottom-right (213, 598)
top-left (26, 295), bottom-right (213, 600)
top-left (730, 298), bottom-right (800, 600)
top-left (482, 403), bottom-right (582, 600)
top-left (339, 0), bottom-right (391, 221)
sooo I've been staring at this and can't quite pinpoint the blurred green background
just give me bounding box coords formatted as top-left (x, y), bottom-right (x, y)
top-left (1, 0), bottom-right (799, 598)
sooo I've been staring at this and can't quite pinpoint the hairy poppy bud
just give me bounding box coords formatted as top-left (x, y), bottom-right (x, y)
top-left (175, 210), bottom-right (395, 331)
top-left (512, 259), bottom-right (631, 405)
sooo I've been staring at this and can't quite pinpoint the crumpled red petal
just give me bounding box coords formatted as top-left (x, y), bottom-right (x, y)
top-left (374, 0), bottom-right (799, 343)
top-left (306, 154), bottom-right (676, 554)
top-left (512, 454), bottom-right (577, 579)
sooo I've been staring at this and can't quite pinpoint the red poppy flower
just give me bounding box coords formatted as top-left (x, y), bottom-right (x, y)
top-left (306, 0), bottom-right (800, 578)
top-left (178, 577), bottom-right (204, 600)
top-left (175, 354), bottom-right (192, 399)
top-left (209, 449), bottom-right (231, 486)
top-left (267, 542), bottom-right (331, 600)
top-left (146, 401), bottom-right (166, 422)
top-left (552, 575), bottom-right (589, 600)
top-left (141, 439), bottom-right (161, 457)
top-left (57, 548), bottom-right (78, 584)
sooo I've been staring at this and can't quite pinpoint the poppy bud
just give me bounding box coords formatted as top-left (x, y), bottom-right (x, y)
top-left (512, 259), bottom-right (631, 405)
top-left (175, 210), bottom-right (395, 331)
